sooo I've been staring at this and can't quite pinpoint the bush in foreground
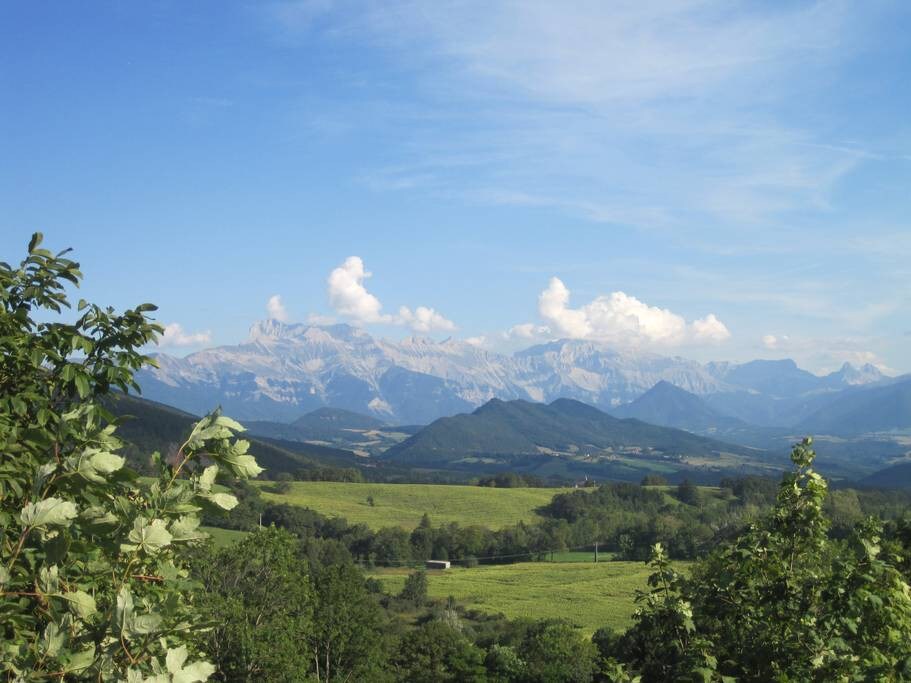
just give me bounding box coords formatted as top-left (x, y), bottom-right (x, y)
top-left (603, 438), bottom-right (911, 681)
top-left (0, 234), bottom-right (260, 679)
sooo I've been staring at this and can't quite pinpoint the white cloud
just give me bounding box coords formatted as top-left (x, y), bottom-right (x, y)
top-left (158, 323), bottom-right (211, 348)
top-left (326, 256), bottom-right (456, 333)
top-left (306, 313), bottom-right (337, 326)
top-left (327, 256), bottom-right (391, 324)
top-left (266, 294), bottom-right (289, 322)
top-left (464, 335), bottom-right (487, 347)
top-left (536, 277), bottom-right (729, 347)
top-left (538, 278), bottom-right (592, 339)
top-left (832, 350), bottom-right (892, 373)
top-left (396, 305), bottom-right (456, 333)
top-left (506, 322), bottom-right (549, 340)
top-left (691, 314), bottom-right (731, 343)
top-left (762, 333), bottom-right (788, 349)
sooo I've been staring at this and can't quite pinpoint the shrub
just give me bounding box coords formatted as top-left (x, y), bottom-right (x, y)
top-left (0, 234), bottom-right (261, 679)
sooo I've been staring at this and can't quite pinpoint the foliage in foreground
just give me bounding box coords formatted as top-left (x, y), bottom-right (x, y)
top-left (0, 234), bottom-right (261, 679)
top-left (603, 438), bottom-right (911, 681)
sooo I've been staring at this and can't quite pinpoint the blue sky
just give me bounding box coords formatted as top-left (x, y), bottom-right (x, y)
top-left (2, 1), bottom-right (909, 373)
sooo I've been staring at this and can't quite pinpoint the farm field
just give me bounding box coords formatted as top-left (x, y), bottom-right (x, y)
top-left (368, 560), bottom-right (690, 634)
top-left (258, 481), bottom-right (573, 530)
top-left (201, 526), bottom-right (248, 548)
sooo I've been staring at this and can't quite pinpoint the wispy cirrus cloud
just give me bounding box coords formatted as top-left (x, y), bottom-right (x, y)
top-left (263, 1), bottom-right (879, 232)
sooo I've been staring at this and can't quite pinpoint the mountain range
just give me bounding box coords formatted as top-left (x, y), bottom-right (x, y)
top-left (137, 320), bottom-right (895, 429)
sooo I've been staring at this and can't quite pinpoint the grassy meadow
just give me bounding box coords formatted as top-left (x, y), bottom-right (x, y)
top-left (201, 526), bottom-right (248, 548)
top-left (369, 560), bottom-right (688, 634)
top-left (258, 481), bottom-right (573, 529)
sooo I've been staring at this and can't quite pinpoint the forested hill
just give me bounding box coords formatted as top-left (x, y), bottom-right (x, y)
top-left (383, 397), bottom-right (756, 464)
top-left (612, 380), bottom-right (749, 432)
top-left (108, 393), bottom-right (359, 475)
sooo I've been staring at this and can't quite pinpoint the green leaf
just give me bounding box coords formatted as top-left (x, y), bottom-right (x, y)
top-left (80, 505), bottom-right (119, 526)
top-left (214, 415), bottom-right (245, 432)
top-left (125, 518), bottom-right (172, 554)
top-left (63, 643), bottom-right (95, 673)
top-left (42, 622), bottom-right (65, 657)
top-left (218, 448), bottom-right (263, 479)
top-left (172, 661), bottom-right (216, 683)
top-left (21, 497), bottom-right (78, 528)
top-left (166, 645), bottom-right (189, 674)
top-left (61, 589), bottom-right (97, 619)
top-left (76, 448), bottom-right (127, 483)
top-left (28, 232), bottom-right (43, 253)
top-left (39, 565), bottom-right (61, 593)
top-left (198, 465), bottom-right (218, 492)
top-left (170, 514), bottom-right (205, 541)
top-left (89, 450), bottom-right (125, 474)
top-left (200, 492), bottom-right (238, 511)
top-left (129, 612), bottom-right (163, 636)
top-left (74, 373), bottom-right (90, 398)
top-left (116, 586), bottom-right (134, 632)
top-left (165, 646), bottom-right (215, 683)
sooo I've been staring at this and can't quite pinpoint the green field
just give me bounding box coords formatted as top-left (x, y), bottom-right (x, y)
top-left (258, 481), bottom-right (572, 530)
top-left (369, 561), bottom-right (685, 634)
top-left (201, 526), bottom-right (248, 548)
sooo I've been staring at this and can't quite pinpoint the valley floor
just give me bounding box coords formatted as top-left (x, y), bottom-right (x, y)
top-left (368, 560), bottom-right (690, 634)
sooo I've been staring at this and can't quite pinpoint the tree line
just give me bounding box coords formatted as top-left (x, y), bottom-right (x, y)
top-left (207, 466), bottom-right (911, 569)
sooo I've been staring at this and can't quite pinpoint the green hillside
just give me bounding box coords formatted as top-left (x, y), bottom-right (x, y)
top-left (859, 461), bottom-right (911, 489)
top-left (386, 397), bottom-right (754, 461)
top-left (383, 398), bottom-right (769, 482)
top-left (109, 393), bottom-right (360, 475)
top-left (258, 481), bottom-right (571, 529)
top-left (369, 561), bottom-right (690, 634)
top-left (612, 380), bottom-right (750, 433)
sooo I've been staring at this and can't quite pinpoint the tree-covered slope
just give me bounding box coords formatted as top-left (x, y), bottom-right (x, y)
top-left (109, 393), bottom-right (358, 475)
top-left (383, 397), bottom-right (755, 464)
top-left (612, 380), bottom-right (750, 433)
top-left (859, 461), bottom-right (911, 490)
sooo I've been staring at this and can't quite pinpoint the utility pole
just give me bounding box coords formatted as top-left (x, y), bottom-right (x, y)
top-left (594, 541), bottom-right (599, 563)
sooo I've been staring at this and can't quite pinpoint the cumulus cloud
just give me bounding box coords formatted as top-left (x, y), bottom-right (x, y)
top-left (326, 256), bottom-right (456, 333)
top-left (396, 305), bottom-right (456, 333)
top-left (762, 333), bottom-right (789, 349)
top-left (536, 277), bottom-right (730, 346)
top-left (327, 256), bottom-right (390, 324)
top-left (266, 295), bottom-right (289, 322)
top-left (506, 322), bottom-right (549, 340)
top-left (306, 313), bottom-right (337, 326)
top-left (157, 323), bottom-right (211, 348)
top-left (691, 314), bottom-right (731, 343)
top-left (464, 335), bottom-right (488, 347)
